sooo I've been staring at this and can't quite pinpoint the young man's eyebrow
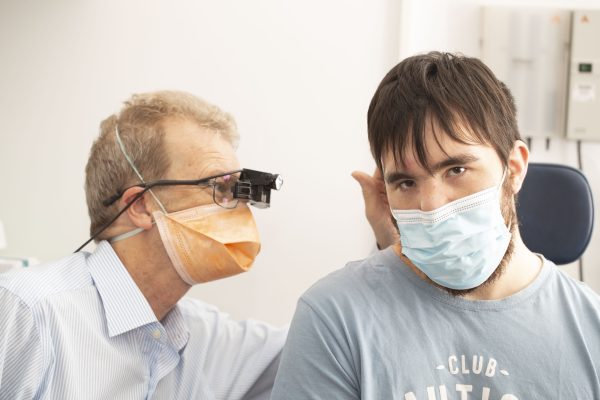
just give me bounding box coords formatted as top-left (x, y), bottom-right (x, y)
top-left (431, 153), bottom-right (480, 173)
top-left (384, 153), bottom-right (480, 183)
top-left (384, 171), bottom-right (414, 184)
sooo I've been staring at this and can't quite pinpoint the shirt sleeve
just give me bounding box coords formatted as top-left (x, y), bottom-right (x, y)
top-left (0, 287), bottom-right (46, 400)
top-left (271, 298), bottom-right (360, 400)
top-left (199, 308), bottom-right (288, 400)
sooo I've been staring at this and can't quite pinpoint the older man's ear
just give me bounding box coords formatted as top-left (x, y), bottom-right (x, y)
top-left (121, 187), bottom-right (156, 231)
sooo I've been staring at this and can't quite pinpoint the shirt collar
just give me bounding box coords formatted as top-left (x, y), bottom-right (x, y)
top-left (161, 305), bottom-right (190, 352)
top-left (87, 240), bottom-right (159, 337)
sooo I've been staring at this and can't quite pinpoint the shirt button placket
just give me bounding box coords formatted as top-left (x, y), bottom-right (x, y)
top-left (146, 325), bottom-right (165, 398)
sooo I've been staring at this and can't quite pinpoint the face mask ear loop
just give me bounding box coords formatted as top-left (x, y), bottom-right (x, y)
top-left (498, 168), bottom-right (508, 190)
top-left (115, 125), bottom-right (168, 214)
top-left (109, 220), bottom-right (157, 244)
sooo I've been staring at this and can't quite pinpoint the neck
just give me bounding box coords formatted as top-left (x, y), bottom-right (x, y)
top-left (111, 229), bottom-right (191, 321)
top-left (464, 231), bottom-right (542, 300)
top-left (397, 230), bottom-right (543, 301)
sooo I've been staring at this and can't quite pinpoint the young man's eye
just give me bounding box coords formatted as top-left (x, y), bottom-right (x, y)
top-left (448, 167), bottom-right (466, 176)
top-left (398, 180), bottom-right (415, 190)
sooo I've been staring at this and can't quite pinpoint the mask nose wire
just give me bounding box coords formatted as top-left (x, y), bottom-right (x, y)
top-left (115, 125), bottom-right (168, 214)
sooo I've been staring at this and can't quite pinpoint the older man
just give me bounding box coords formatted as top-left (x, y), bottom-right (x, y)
top-left (0, 91), bottom-right (287, 399)
top-left (271, 52), bottom-right (600, 399)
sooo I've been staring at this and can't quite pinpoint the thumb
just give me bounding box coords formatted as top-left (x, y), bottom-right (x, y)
top-left (351, 171), bottom-right (377, 197)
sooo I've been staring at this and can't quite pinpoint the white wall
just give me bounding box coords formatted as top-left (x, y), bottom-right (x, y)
top-left (399, 0), bottom-right (600, 292)
top-left (1, 0), bottom-right (598, 327)
top-left (0, 0), bottom-right (401, 325)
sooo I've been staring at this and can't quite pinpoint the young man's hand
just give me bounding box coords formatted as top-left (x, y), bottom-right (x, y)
top-left (352, 168), bottom-right (400, 249)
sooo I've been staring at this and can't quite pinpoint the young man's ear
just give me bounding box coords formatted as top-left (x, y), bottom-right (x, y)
top-left (120, 187), bottom-right (155, 230)
top-left (507, 140), bottom-right (530, 194)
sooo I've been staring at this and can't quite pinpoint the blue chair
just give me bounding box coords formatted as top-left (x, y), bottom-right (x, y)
top-left (517, 162), bottom-right (594, 265)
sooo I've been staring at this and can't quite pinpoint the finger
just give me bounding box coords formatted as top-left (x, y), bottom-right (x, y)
top-left (351, 171), bottom-right (379, 204)
top-left (354, 170), bottom-right (389, 197)
top-left (373, 167), bottom-right (383, 180)
top-left (351, 171), bottom-right (375, 193)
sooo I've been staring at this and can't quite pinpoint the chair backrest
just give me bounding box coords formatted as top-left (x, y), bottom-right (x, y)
top-left (517, 162), bottom-right (594, 265)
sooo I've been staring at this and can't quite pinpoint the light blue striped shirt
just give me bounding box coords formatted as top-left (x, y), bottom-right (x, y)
top-left (0, 241), bottom-right (286, 400)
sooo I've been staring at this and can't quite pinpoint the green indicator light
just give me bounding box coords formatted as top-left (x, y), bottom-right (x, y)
top-left (579, 63), bottom-right (593, 73)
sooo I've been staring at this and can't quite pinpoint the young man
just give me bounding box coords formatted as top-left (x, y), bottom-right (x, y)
top-left (0, 91), bottom-right (286, 399)
top-left (271, 52), bottom-right (600, 399)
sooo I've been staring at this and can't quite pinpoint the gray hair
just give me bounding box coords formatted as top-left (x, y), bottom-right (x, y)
top-left (85, 90), bottom-right (239, 238)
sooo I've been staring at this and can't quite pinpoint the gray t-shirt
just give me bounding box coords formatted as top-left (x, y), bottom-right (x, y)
top-left (271, 248), bottom-right (600, 400)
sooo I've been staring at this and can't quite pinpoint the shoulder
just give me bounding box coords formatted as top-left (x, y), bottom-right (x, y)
top-left (177, 296), bottom-right (287, 336)
top-left (540, 262), bottom-right (600, 336)
top-left (176, 296), bottom-right (224, 323)
top-left (546, 261), bottom-right (600, 301)
top-left (548, 264), bottom-right (600, 309)
top-left (299, 248), bottom-right (416, 320)
top-left (0, 252), bottom-right (93, 308)
top-left (177, 296), bottom-right (287, 363)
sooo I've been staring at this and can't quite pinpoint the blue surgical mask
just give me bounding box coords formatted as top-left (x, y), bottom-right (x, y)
top-left (391, 173), bottom-right (511, 290)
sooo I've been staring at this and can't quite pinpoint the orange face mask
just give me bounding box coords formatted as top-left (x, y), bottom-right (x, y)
top-left (154, 204), bottom-right (261, 285)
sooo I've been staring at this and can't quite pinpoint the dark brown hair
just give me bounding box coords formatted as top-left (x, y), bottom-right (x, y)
top-left (367, 52), bottom-right (521, 172)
